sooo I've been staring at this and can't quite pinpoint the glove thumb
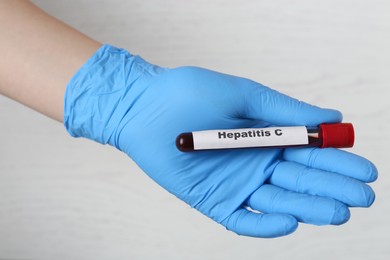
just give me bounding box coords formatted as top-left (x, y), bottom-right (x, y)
top-left (242, 85), bottom-right (342, 126)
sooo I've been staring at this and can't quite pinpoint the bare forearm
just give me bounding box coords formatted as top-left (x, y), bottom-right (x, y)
top-left (0, 0), bottom-right (101, 122)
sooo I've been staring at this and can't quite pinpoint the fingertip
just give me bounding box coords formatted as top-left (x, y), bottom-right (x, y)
top-left (361, 185), bottom-right (376, 207)
top-left (331, 203), bottom-right (350, 225)
top-left (222, 209), bottom-right (298, 238)
top-left (254, 214), bottom-right (299, 238)
top-left (292, 103), bottom-right (343, 126)
top-left (282, 214), bottom-right (299, 236)
top-left (262, 214), bottom-right (299, 237)
top-left (324, 108), bottom-right (343, 123)
top-left (365, 161), bottom-right (379, 183)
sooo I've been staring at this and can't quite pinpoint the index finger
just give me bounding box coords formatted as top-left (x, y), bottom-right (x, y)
top-left (283, 148), bottom-right (378, 183)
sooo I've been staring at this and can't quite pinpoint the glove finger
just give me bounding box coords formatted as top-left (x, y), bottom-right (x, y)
top-left (221, 207), bottom-right (298, 238)
top-left (246, 184), bottom-right (350, 225)
top-left (269, 161), bottom-right (375, 207)
top-left (242, 85), bottom-right (342, 126)
top-left (283, 147), bottom-right (378, 183)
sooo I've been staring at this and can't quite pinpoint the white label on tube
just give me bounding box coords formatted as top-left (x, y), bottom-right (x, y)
top-left (192, 126), bottom-right (309, 150)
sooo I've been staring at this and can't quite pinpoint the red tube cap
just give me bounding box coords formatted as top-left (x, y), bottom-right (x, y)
top-left (319, 123), bottom-right (354, 148)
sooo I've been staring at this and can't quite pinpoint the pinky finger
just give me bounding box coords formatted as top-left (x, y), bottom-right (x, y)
top-left (221, 207), bottom-right (298, 238)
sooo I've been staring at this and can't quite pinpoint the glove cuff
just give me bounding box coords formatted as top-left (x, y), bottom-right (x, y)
top-left (64, 44), bottom-right (164, 145)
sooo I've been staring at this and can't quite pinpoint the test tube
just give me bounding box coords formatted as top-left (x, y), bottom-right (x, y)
top-left (176, 123), bottom-right (354, 152)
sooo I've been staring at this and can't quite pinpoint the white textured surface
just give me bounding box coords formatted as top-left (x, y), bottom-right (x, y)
top-left (1, 0), bottom-right (389, 259)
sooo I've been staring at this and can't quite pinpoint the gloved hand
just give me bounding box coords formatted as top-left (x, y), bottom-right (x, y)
top-left (64, 45), bottom-right (377, 238)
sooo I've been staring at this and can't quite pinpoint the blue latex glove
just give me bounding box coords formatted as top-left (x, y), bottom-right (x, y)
top-left (64, 45), bottom-right (377, 238)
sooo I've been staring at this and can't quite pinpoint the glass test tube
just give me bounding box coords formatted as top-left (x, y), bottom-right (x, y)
top-left (176, 123), bottom-right (354, 152)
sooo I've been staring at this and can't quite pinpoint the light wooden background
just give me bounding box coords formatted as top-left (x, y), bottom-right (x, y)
top-left (1, 0), bottom-right (389, 259)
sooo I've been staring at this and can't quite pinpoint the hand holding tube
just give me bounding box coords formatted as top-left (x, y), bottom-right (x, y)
top-left (64, 45), bottom-right (377, 238)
